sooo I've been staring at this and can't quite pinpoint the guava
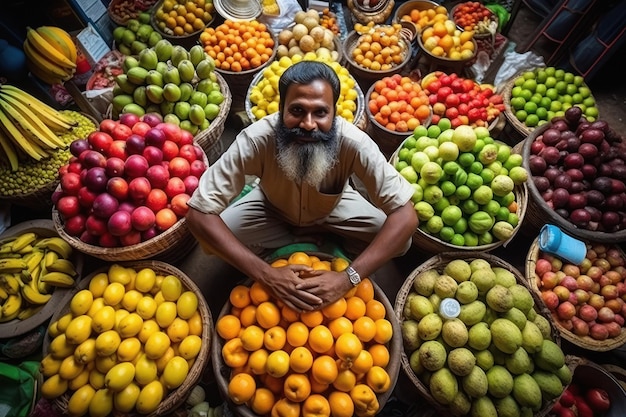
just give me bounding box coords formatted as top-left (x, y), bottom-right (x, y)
top-left (444, 259), bottom-right (472, 283)
top-left (419, 340), bottom-right (447, 371)
top-left (448, 347), bottom-right (476, 376)
top-left (413, 269), bottom-right (439, 296)
top-left (451, 125), bottom-right (477, 152)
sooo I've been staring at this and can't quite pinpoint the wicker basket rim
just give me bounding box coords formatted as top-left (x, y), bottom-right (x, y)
top-left (343, 30), bottom-right (411, 75)
top-left (45, 260), bottom-right (212, 417)
top-left (194, 70), bottom-right (232, 150)
top-left (502, 75), bottom-right (533, 137)
top-left (525, 237), bottom-right (626, 351)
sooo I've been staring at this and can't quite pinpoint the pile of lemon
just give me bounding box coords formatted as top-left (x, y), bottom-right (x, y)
top-left (153, 0), bottom-right (215, 37)
top-left (40, 264), bottom-right (203, 416)
top-left (248, 55), bottom-right (359, 123)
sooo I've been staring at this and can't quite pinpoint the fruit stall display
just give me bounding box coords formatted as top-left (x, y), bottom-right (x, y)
top-left (212, 251), bottom-right (401, 417)
top-left (450, 1), bottom-right (499, 38)
top-left (107, 0), bottom-right (159, 26)
top-left (51, 114), bottom-right (208, 263)
top-left (527, 239), bottom-right (626, 351)
top-left (151, 0), bottom-right (216, 47)
top-left (22, 26), bottom-right (78, 86)
top-left (347, 0), bottom-right (396, 25)
top-left (521, 106), bottom-right (626, 241)
top-left (41, 261), bottom-right (211, 416)
top-left (393, 1), bottom-right (448, 32)
top-left (395, 252), bottom-right (574, 417)
top-left (391, 121), bottom-right (528, 252)
top-left (112, 12), bottom-right (164, 56)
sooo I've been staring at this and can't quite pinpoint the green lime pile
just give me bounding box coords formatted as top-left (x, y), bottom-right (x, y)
top-left (401, 258), bottom-right (572, 416)
top-left (394, 119), bottom-right (528, 248)
top-left (509, 67), bottom-right (598, 128)
top-left (112, 13), bottom-right (163, 56)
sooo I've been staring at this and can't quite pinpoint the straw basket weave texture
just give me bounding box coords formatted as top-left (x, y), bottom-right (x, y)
top-left (0, 219), bottom-right (84, 339)
top-left (526, 237), bottom-right (626, 351)
top-left (194, 70), bottom-right (232, 155)
top-left (521, 123), bottom-right (626, 242)
top-left (211, 251), bottom-right (402, 416)
top-left (43, 260), bottom-right (212, 417)
top-left (394, 251), bottom-right (568, 417)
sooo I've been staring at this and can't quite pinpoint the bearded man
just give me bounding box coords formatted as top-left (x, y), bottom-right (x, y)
top-left (186, 61), bottom-right (418, 311)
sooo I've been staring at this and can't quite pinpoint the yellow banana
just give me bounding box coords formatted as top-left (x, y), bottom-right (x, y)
top-left (20, 269), bottom-right (32, 285)
top-left (28, 264), bottom-right (41, 292)
top-left (44, 250), bottom-right (58, 268)
top-left (11, 232), bottom-right (37, 252)
top-left (25, 59), bottom-right (64, 86)
top-left (23, 40), bottom-right (73, 81)
top-left (25, 27), bottom-right (76, 70)
top-left (0, 97), bottom-right (60, 150)
top-left (38, 256), bottom-right (51, 294)
top-left (0, 258), bottom-right (27, 274)
top-left (43, 26), bottom-right (77, 63)
top-left (36, 26), bottom-right (73, 63)
top-left (1, 293), bottom-right (22, 317)
top-left (40, 271), bottom-right (75, 288)
top-left (0, 106), bottom-right (45, 160)
top-left (0, 237), bottom-right (16, 252)
top-left (0, 93), bottom-right (65, 147)
top-left (18, 305), bottom-right (44, 320)
top-left (24, 250), bottom-right (45, 273)
top-left (21, 284), bottom-right (52, 305)
top-left (35, 237), bottom-right (72, 259)
top-left (47, 259), bottom-right (77, 277)
top-left (0, 85), bottom-right (76, 130)
top-left (0, 286), bottom-right (8, 300)
top-left (0, 125), bottom-right (19, 171)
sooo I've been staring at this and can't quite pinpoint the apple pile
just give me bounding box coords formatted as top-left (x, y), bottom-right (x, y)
top-left (534, 242), bottom-right (626, 342)
top-left (550, 382), bottom-right (611, 417)
top-left (526, 106), bottom-right (626, 232)
top-left (421, 71), bottom-right (504, 129)
top-left (53, 112), bottom-right (207, 248)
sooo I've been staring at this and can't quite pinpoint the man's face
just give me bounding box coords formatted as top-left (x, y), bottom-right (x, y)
top-left (281, 79), bottom-right (335, 137)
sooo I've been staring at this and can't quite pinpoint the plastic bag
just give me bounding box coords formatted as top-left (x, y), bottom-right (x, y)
top-left (494, 47), bottom-right (545, 87)
top-left (259, 0), bottom-right (304, 34)
top-left (0, 361), bottom-right (40, 417)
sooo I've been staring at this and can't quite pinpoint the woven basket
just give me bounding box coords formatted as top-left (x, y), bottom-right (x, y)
top-left (194, 71), bottom-right (232, 155)
top-left (347, 0), bottom-right (396, 25)
top-left (107, 0), bottom-right (158, 26)
top-left (525, 237), bottom-right (626, 351)
top-left (394, 251), bottom-right (566, 417)
top-left (150, 0), bottom-right (214, 48)
top-left (43, 260), bottom-right (212, 417)
top-left (0, 219), bottom-right (84, 338)
top-left (343, 30), bottom-right (411, 90)
top-left (393, 0), bottom-right (440, 24)
top-left (520, 124), bottom-right (626, 242)
top-left (211, 251), bottom-right (402, 416)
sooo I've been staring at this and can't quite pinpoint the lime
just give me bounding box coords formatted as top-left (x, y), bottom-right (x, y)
top-left (498, 192), bottom-right (516, 208)
top-left (442, 205), bottom-right (463, 226)
top-left (549, 100), bottom-right (562, 112)
top-left (470, 161), bottom-right (484, 175)
top-left (427, 124), bottom-right (442, 138)
top-left (522, 71), bottom-right (535, 80)
top-left (426, 216), bottom-right (444, 234)
top-left (579, 86), bottom-right (591, 98)
top-left (554, 69), bottom-right (565, 79)
top-left (535, 84), bottom-right (547, 96)
top-left (515, 110), bottom-right (528, 122)
top-left (583, 96), bottom-right (596, 107)
top-left (561, 94), bottom-right (573, 104)
top-left (563, 72), bottom-right (575, 83)
top-left (523, 102), bottom-right (538, 114)
top-left (453, 169), bottom-right (468, 187)
top-left (545, 76), bottom-right (557, 88)
top-left (398, 148), bottom-right (410, 162)
top-left (462, 199), bottom-right (479, 215)
top-left (478, 232), bottom-right (493, 245)
top-left (438, 118), bottom-right (452, 131)
top-left (514, 77), bottom-right (525, 87)
top-left (480, 168), bottom-right (495, 184)
top-left (511, 86), bottom-right (523, 97)
top-left (539, 97), bottom-right (551, 108)
top-left (433, 196), bottom-right (451, 212)
top-left (463, 232), bottom-right (479, 246)
top-left (475, 127), bottom-right (490, 140)
top-left (416, 136), bottom-right (438, 151)
top-left (503, 154), bottom-right (523, 170)
top-left (585, 106), bottom-right (599, 119)
top-left (530, 93), bottom-right (543, 104)
top-left (535, 70), bottom-right (547, 83)
top-left (507, 213), bottom-right (519, 227)
top-left (473, 185), bottom-right (493, 205)
top-left (455, 185), bottom-right (472, 200)
top-left (441, 181), bottom-right (456, 196)
top-left (547, 110), bottom-right (556, 120)
top-left (473, 139), bottom-right (485, 154)
top-left (483, 200), bottom-right (501, 217)
top-left (522, 79), bottom-right (537, 92)
top-left (415, 201), bottom-right (435, 221)
top-left (510, 97), bottom-right (526, 111)
top-left (458, 152), bottom-right (475, 167)
top-left (555, 81), bottom-right (568, 93)
top-left (544, 67), bottom-right (556, 77)
top-left (519, 89), bottom-right (532, 101)
top-left (439, 226), bottom-right (455, 242)
top-left (573, 75), bottom-right (584, 86)
top-left (496, 206), bottom-right (511, 221)
top-left (443, 161), bottom-right (461, 175)
top-left (413, 126), bottom-right (428, 139)
top-left (571, 93), bottom-right (583, 104)
top-left (525, 114), bottom-right (539, 127)
top-left (395, 160), bottom-right (408, 171)
top-left (453, 217), bottom-right (468, 234)
top-left (536, 107), bottom-right (548, 120)
top-left (438, 129), bottom-right (454, 144)
top-left (566, 84), bottom-right (577, 95)
top-left (450, 234), bottom-right (465, 246)
top-left (403, 136), bottom-right (418, 150)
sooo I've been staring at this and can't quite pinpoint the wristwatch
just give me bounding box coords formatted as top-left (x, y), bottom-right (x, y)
top-left (346, 266), bottom-right (361, 286)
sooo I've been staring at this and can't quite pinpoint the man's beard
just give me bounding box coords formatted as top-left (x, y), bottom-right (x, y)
top-left (275, 119), bottom-right (339, 187)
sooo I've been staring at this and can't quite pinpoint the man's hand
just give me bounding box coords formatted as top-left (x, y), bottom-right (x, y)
top-left (294, 270), bottom-right (353, 309)
top-left (261, 265), bottom-right (325, 311)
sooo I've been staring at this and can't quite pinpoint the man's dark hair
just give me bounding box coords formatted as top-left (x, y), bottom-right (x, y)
top-left (278, 61), bottom-right (340, 111)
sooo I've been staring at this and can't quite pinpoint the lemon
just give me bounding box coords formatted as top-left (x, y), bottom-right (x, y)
top-left (59, 354), bottom-right (85, 379)
top-left (114, 309), bottom-right (130, 331)
top-left (138, 319), bottom-right (160, 343)
top-left (117, 312), bottom-right (144, 338)
top-left (40, 354), bottom-right (63, 377)
top-left (91, 305), bottom-right (116, 333)
top-left (162, 355), bottom-right (189, 389)
top-left (136, 296), bottom-right (158, 320)
top-left (178, 334), bottom-right (202, 360)
top-left (67, 384), bottom-right (96, 417)
top-left (156, 301), bottom-right (178, 328)
top-left (89, 388), bottom-right (114, 417)
top-left (95, 330), bottom-right (122, 357)
top-left (161, 275), bottom-right (183, 301)
top-left (117, 337), bottom-right (142, 362)
top-left (108, 263), bottom-right (132, 285)
top-left (155, 346), bottom-right (175, 373)
top-left (114, 382), bottom-right (141, 413)
top-left (47, 321), bottom-right (60, 339)
top-left (135, 268), bottom-right (157, 293)
top-left (134, 353), bottom-right (158, 386)
top-left (145, 331), bottom-right (171, 360)
top-left (136, 380), bottom-right (164, 414)
top-left (55, 312), bottom-right (73, 333)
top-left (166, 317), bottom-right (190, 343)
top-left (105, 362), bottom-right (136, 392)
top-left (49, 333), bottom-right (75, 360)
top-left (40, 374), bottom-right (68, 399)
top-left (88, 272), bottom-right (109, 297)
top-left (103, 282), bottom-right (126, 306)
top-left (153, 291), bottom-right (166, 306)
top-left (66, 315), bottom-right (93, 345)
top-left (187, 311), bottom-right (203, 336)
top-left (70, 289), bottom-right (94, 316)
top-left (121, 289), bottom-right (143, 312)
top-left (176, 291), bottom-right (198, 319)
top-left (68, 367), bottom-right (91, 391)
top-left (87, 297), bottom-right (106, 318)
top-left (89, 369), bottom-right (106, 389)
top-left (74, 338), bottom-right (97, 364)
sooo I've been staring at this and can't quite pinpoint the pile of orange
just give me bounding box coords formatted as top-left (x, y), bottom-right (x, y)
top-left (351, 23), bottom-right (407, 72)
top-left (367, 73), bottom-right (431, 133)
top-left (398, 4), bottom-right (449, 31)
top-left (199, 20), bottom-right (275, 72)
top-left (420, 19), bottom-right (475, 61)
top-left (216, 252), bottom-right (395, 417)
top-left (153, 0), bottom-right (215, 37)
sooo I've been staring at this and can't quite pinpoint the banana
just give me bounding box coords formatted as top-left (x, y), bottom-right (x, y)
top-left (20, 284), bottom-right (52, 305)
top-left (1, 293), bottom-right (22, 317)
top-left (36, 26), bottom-right (73, 63)
top-left (25, 27), bottom-right (76, 70)
top-left (0, 85), bottom-right (76, 130)
top-left (44, 250), bottom-right (58, 268)
top-left (35, 237), bottom-right (73, 259)
top-left (38, 256), bottom-right (51, 294)
top-left (0, 258), bottom-right (27, 274)
top-left (0, 126), bottom-right (18, 171)
top-left (23, 40), bottom-right (73, 81)
top-left (0, 106), bottom-right (46, 160)
top-left (44, 26), bottom-right (77, 63)
top-left (11, 232), bottom-right (37, 252)
top-left (39, 271), bottom-right (75, 288)
top-left (20, 269), bottom-right (32, 285)
top-left (24, 250), bottom-right (45, 273)
top-left (0, 286), bottom-right (8, 301)
top-left (25, 59), bottom-right (64, 86)
top-left (0, 97), bottom-right (61, 150)
top-left (0, 93), bottom-right (65, 147)
top-left (17, 305), bottom-right (44, 320)
top-left (46, 259), bottom-right (77, 277)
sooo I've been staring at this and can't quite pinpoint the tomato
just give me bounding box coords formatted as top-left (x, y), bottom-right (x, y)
top-left (585, 388), bottom-right (611, 412)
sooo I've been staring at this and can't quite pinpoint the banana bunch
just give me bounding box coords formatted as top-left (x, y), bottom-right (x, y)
top-left (0, 232), bottom-right (77, 322)
top-left (0, 83), bottom-right (77, 170)
top-left (23, 26), bottom-right (77, 85)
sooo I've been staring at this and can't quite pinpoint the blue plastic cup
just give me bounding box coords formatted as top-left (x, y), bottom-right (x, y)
top-left (538, 224), bottom-right (587, 265)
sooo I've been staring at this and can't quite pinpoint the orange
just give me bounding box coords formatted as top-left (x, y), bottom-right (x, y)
top-left (368, 344), bottom-right (390, 368)
top-left (281, 305), bottom-right (299, 323)
top-left (216, 314), bottom-right (241, 340)
top-left (266, 350), bottom-right (290, 378)
top-left (365, 299), bottom-right (386, 321)
top-left (321, 297), bottom-right (347, 320)
top-left (222, 338), bottom-right (249, 368)
top-left (311, 260), bottom-right (331, 271)
top-left (328, 391), bottom-right (354, 417)
top-left (264, 326), bottom-right (287, 351)
top-left (353, 316), bottom-right (377, 343)
top-left (351, 349), bottom-right (374, 375)
top-left (155, 208), bottom-right (178, 231)
top-left (248, 348), bottom-right (269, 375)
top-left (311, 355), bottom-right (338, 385)
top-left (333, 367), bottom-right (357, 392)
top-left (334, 333), bottom-right (362, 364)
top-left (239, 305), bottom-right (257, 327)
top-left (374, 319), bottom-right (393, 344)
top-left (289, 346), bottom-right (313, 373)
top-left (366, 366), bottom-right (391, 393)
top-left (249, 281), bottom-right (272, 305)
top-left (250, 387), bottom-right (275, 415)
top-left (286, 322), bottom-right (309, 348)
top-left (300, 310), bottom-right (324, 328)
top-left (240, 325), bottom-right (265, 351)
top-left (256, 301), bottom-right (281, 329)
top-left (227, 372), bottom-right (256, 405)
top-left (327, 317), bottom-right (353, 339)
top-left (262, 374), bottom-right (285, 396)
top-left (302, 394), bottom-right (330, 417)
top-left (353, 278), bottom-right (374, 303)
top-left (283, 373), bottom-right (311, 403)
top-left (288, 252), bottom-right (312, 267)
top-left (344, 297), bottom-right (366, 321)
top-left (271, 398), bottom-right (301, 417)
top-left (271, 259), bottom-right (289, 268)
top-left (350, 385), bottom-right (379, 415)
top-left (229, 285), bottom-right (251, 309)
top-left (308, 325), bottom-right (333, 354)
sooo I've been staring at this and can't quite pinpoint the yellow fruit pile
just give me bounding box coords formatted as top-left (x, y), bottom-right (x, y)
top-left (153, 0), bottom-right (215, 37)
top-left (23, 26), bottom-right (77, 85)
top-left (248, 55), bottom-right (359, 123)
top-left (420, 19), bottom-right (475, 61)
top-left (217, 252), bottom-right (395, 417)
top-left (398, 4), bottom-right (449, 31)
top-left (41, 264), bottom-right (203, 416)
top-left (351, 23), bottom-right (408, 71)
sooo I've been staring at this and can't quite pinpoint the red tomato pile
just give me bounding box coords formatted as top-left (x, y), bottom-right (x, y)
top-left (421, 71), bottom-right (504, 128)
top-left (452, 1), bottom-right (496, 32)
top-left (551, 383), bottom-right (611, 417)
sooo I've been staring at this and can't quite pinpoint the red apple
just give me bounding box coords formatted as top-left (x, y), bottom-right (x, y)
top-left (183, 175), bottom-right (199, 195)
top-left (178, 144), bottom-right (198, 163)
top-left (107, 177), bottom-right (129, 201)
top-left (131, 206), bottom-right (156, 231)
top-left (161, 140), bottom-right (179, 161)
top-left (156, 122), bottom-right (182, 143)
top-left (119, 230), bottom-right (142, 246)
top-left (99, 118), bottom-right (117, 134)
top-left (77, 186), bottom-right (98, 209)
top-left (168, 157), bottom-right (191, 178)
top-left (56, 195), bottom-right (80, 218)
top-left (145, 164), bottom-right (170, 189)
top-left (107, 210), bottom-right (132, 236)
top-left (111, 123), bottom-right (133, 141)
top-left (88, 131), bottom-right (113, 153)
top-left (164, 177), bottom-right (186, 199)
top-left (142, 146), bottom-right (164, 166)
top-left (105, 157), bottom-right (126, 178)
top-left (99, 232), bottom-right (119, 248)
top-left (131, 121), bottom-right (151, 137)
top-left (60, 172), bottom-right (82, 195)
top-left (189, 160), bottom-right (207, 178)
top-left (125, 155), bottom-right (149, 178)
top-left (107, 140), bottom-right (128, 160)
top-left (128, 177), bottom-right (152, 204)
top-left (119, 112), bottom-right (140, 128)
top-left (85, 214), bottom-right (108, 236)
top-left (64, 214), bottom-right (86, 236)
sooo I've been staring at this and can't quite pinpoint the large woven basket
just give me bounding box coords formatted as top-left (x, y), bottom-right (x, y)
top-left (416, 28), bottom-right (477, 74)
top-left (347, 0), bottom-right (396, 25)
top-left (211, 251), bottom-right (402, 416)
top-left (526, 237), bottom-right (626, 351)
top-left (394, 251), bottom-right (567, 417)
top-left (43, 260), bottom-right (212, 417)
top-left (520, 123), bottom-right (626, 242)
top-left (194, 70), bottom-right (232, 156)
top-left (0, 219), bottom-right (84, 339)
